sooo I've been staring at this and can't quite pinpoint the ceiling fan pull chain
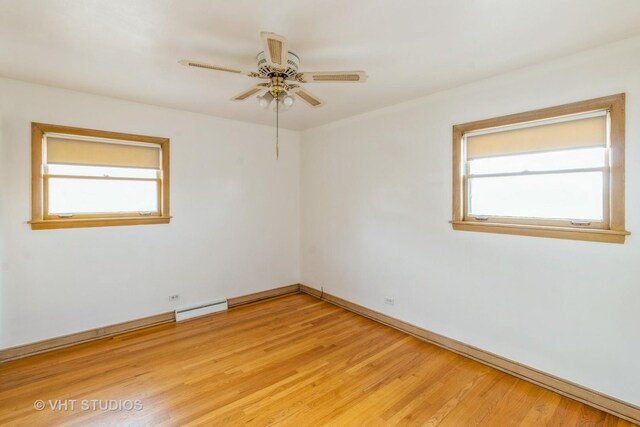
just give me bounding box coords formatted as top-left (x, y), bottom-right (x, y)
top-left (276, 93), bottom-right (280, 160)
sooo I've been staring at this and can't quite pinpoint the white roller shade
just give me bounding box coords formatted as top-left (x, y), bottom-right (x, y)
top-left (46, 137), bottom-right (160, 169)
top-left (466, 115), bottom-right (607, 159)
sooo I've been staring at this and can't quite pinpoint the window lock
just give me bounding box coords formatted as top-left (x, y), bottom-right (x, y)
top-left (570, 220), bottom-right (591, 226)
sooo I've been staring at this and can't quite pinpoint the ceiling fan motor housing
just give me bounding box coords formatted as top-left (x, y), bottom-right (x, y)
top-left (256, 51), bottom-right (300, 79)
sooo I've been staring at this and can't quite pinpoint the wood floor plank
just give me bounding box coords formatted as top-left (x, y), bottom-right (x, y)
top-left (0, 293), bottom-right (635, 426)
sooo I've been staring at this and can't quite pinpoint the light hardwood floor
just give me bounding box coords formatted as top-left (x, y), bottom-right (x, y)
top-left (0, 293), bottom-right (634, 426)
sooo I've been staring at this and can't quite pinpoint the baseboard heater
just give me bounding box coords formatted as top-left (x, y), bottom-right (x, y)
top-left (175, 299), bottom-right (228, 321)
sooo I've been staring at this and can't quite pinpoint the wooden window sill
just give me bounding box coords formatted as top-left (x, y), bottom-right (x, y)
top-left (450, 221), bottom-right (629, 243)
top-left (29, 216), bottom-right (172, 230)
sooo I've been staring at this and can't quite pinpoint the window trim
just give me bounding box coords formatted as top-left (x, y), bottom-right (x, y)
top-left (451, 94), bottom-right (629, 243)
top-left (30, 123), bottom-right (171, 230)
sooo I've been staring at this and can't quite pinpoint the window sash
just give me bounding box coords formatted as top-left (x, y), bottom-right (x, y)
top-left (463, 157), bottom-right (610, 229)
top-left (43, 175), bottom-right (162, 219)
top-left (46, 163), bottom-right (161, 179)
top-left (467, 166), bottom-right (605, 180)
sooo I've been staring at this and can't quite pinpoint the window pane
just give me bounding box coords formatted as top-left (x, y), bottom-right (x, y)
top-left (468, 172), bottom-right (603, 220)
top-left (48, 178), bottom-right (158, 214)
top-left (48, 164), bottom-right (158, 179)
top-left (468, 147), bottom-right (606, 175)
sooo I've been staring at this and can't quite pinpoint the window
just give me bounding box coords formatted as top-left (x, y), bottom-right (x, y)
top-left (31, 123), bottom-right (170, 229)
top-left (451, 94), bottom-right (628, 243)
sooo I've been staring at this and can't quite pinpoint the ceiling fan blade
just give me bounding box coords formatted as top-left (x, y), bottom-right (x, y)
top-left (260, 32), bottom-right (289, 69)
top-left (296, 71), bottom-right (367, 83)
top-left (291, 87), bottom-right (325, 108)
top-left (231, 86), bottom-right (264, 101)
top-left (179, 60), bottom-right (257, 77)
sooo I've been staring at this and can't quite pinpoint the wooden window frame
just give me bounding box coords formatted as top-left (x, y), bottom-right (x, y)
top-left (451, 94), bottom-right (629, 243)
top-left (30, 123), bottom-right (171, 230)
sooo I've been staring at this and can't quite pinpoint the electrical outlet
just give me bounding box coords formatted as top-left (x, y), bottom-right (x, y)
top-left (169, 294), bottom-right (180, 302)
top-left (384, 296), bottom-right (394, 305)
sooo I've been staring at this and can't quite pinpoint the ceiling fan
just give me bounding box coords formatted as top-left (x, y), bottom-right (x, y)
top-left (179, 31), bottom-right (368, 111)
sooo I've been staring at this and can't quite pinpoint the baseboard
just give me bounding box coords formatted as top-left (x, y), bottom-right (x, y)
top-left (227, 284), bottom-right (300, 308)
top-left (299, 284), bottom-right (640, 425)
top-left (1, 283), bottom-right (301, 363)
top-left (0, 311), bottom-right (175, 363)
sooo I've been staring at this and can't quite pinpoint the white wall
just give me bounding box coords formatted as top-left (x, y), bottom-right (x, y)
top-left (301, 35), bottom-right (640, 405)
top-left (0, 78), bottom-right (300, 349)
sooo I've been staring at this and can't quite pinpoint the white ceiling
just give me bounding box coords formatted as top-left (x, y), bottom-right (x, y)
top-left (1, 0), bottom-right (640, 130)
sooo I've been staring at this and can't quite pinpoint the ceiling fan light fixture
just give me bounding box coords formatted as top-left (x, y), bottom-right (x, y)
top-left (281, 93), bottom-right (295, 108)
top-left (256, 91), bottom-right (274, 109)
top-left (271, 92), bottom-right (294, 112)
